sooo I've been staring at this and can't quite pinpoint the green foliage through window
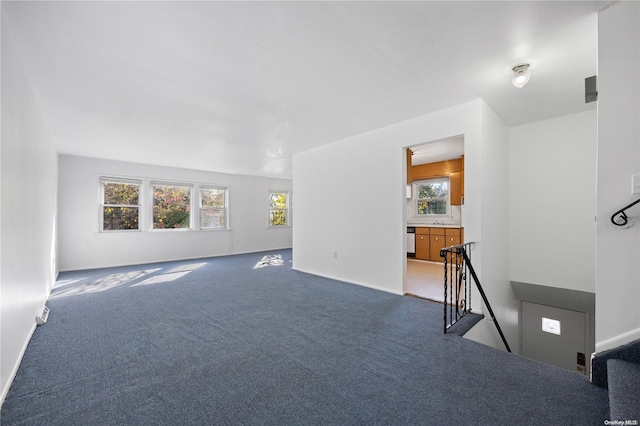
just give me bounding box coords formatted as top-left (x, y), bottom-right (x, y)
top-left (103, 181), bottom-right (140, 230)
top-left (200, 187), bottom-right (226, 229)
top-left (416, 180), bottom-right (449, 215)
top-left (269, 192), bottom-right (288, 226)
top-left (153, 185), bottom-right (191, 229)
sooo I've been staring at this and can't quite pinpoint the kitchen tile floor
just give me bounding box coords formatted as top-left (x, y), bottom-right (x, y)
top-left (405, 259), bottom-right (445, 303)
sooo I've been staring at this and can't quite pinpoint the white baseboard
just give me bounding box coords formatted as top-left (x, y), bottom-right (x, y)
top-left (292, 267), bottom-right (404, 296)
top-left (58, 246), bottom-right (293, 272)
top-left (0, 322), bottom-right (37, 407)
top-left (595, 327), bottom-right (640, 353)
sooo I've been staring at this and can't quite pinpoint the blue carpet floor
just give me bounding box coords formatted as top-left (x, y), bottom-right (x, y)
top-left (1, 249), bottom-right (608, 425)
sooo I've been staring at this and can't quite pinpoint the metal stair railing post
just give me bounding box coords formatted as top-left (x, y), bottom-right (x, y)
top-left (443, 249), bottom-right (449, 333)
top-left (459, 247), bottom-right (511, 353)
top-left (442, 243), bottom-right (472, 332)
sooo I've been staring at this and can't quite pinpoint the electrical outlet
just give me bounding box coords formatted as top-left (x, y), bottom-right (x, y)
top-left (632, 175), bottom-right (640, 194)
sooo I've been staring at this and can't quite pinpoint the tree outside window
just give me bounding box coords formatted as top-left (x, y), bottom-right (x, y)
top-left (200, 187), bottom-right (227, 229)
top-left (269, 192), bottom-right (288, 226)
top-left (102, 180), bottom-right (140, 231)
top-left (153, 184), bottom-right (191, 229)
top-left (416, 179), bottom-right (449, 215)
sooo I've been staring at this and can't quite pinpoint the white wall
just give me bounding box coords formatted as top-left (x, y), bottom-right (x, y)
top-left (293, 99), bottom-right (517, 350)
top-left (509, 110), bottom-right (597, 292)
top-left (1, 7), bottom-right (59, 404)
top-left (293, 102), bottom-right (475, 294)
top-left (595, 1), bottom-right (640, 351)
top-left (476, 101), bottom-right (518, 351)
top-left (58, 155), bottom-right (292, 271)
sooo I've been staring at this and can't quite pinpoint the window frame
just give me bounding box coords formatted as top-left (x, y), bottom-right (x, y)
top-left (268, 190), bottom-right (290, 228)
top-left (151, 181), bottom-right (194, 231)
top-left (199, 185), bottom-right (228, 230)
top-left (100, 177), bottom-right (142, 232)
top-left (414, 177), bottom-right (450, 217)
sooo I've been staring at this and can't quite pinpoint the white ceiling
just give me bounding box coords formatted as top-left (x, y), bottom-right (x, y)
top-left (3, 1), bottom-right (604, 179)
top-left (411, 136), bottom-right (465, 166)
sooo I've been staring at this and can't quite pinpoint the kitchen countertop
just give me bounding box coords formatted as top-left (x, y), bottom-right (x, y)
top-left (407, 223), bottom-right (461, 228)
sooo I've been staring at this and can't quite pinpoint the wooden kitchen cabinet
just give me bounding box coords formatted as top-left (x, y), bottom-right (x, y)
top-left (415, 227), bottom-right (430, 260)
top-left (445, 228), bottom-right (461, 247)
top-left (429, 228), bottom-right (446, 261)
top-left (411, 158), bottom-right (463, 181)
top-left (406, 149), bottom-right (413, 183)
top-left (413, 227), bottom-right (462, 262)
top-left (430, 228), bottom-right (461, 262)
top-left (450, 171), bottom-right (463, 206)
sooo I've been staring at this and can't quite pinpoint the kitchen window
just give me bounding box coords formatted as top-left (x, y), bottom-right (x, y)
top-left (415, 178), bottom-right (449, 216)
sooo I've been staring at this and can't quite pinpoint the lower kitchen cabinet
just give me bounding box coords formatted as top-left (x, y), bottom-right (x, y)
top-left (429, 228), bottom-right (460, 262)
top-left (445, 228), bottom-right (461, 247)
top-left (413, 227), bottom-right (462, 262)
top-left (415, 227), bottom-right (430, 260)
top-left (429, 229), bottom-right (446, 261)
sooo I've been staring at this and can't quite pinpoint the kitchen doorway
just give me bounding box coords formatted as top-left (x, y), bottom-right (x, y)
top-left (404, 136), bottom-right (464, 302)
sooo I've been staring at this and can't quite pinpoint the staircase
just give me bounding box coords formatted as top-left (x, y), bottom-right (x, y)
top-left (445, 312), bottom-right (484, 337)
top-left (591, 339), bottom-right (640, 420)
top-left (440, 242), bottom-right (511, 352)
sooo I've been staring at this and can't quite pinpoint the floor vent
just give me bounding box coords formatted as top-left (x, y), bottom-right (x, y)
top-left (36, 305), bottom-right (50, 325)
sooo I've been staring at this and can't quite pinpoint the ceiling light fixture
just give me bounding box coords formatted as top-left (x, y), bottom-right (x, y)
top-left (512, 63), bottom-right (531, 88)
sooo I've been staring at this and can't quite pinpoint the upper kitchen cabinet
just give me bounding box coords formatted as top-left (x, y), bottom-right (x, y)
top-left (409, 155), bottom-right (464, 205)
top-left (411, 157), bottom-right (463, 181)
top-left (406, 148), bottom-right (413, 183)
top-left (450, 171), bottom-right (463, 206)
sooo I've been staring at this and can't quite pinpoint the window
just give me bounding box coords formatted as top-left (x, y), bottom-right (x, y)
top-left (416, 178), bottom-right (449, 215)
top-left (101, 179), bottom-right (141, 231)
top-left (268, 191), bottom-right (289, 227)
top-left (200, 186), bottom-right (227, 229)
top-left (153, 183), bottom-right (192, 229)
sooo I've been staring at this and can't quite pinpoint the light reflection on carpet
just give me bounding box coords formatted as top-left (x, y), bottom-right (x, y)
top-left (253, 254), bottom-right (284, 269)
top-left (51, 268), bottom-right (161, 298)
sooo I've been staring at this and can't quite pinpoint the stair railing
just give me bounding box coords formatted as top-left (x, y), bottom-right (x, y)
top-left (611, 197), bottom-right (640, 227)
top-left (440, 243), bottom-right (511, 353)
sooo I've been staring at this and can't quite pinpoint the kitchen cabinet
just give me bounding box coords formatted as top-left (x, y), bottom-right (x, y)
top-left (429, 228), bottom-right (446, 261)
top-left (410, 156), bottom-right (464, 207)
top-left (430, 228), bottom-right (461, 262)
top-left (445, 228), bottom-right (461, 246)
top-left (450, 171), bottom-right (463, 206)
top-left (411, 158), bottom-right (463, 181)
top-left (415, 227), bottom-right (430, 260)
top-left (412, 227), bottom-right (462, 262)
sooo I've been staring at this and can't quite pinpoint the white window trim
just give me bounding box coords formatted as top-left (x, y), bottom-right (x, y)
top-left (413, 177), bottom-right (450, 217)
top-left (99, 176), bottom-right (232, 233)
top-left (100, 177), bottom-right (142, 232)
top-left (199, 185), bottom-right (229, 230)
